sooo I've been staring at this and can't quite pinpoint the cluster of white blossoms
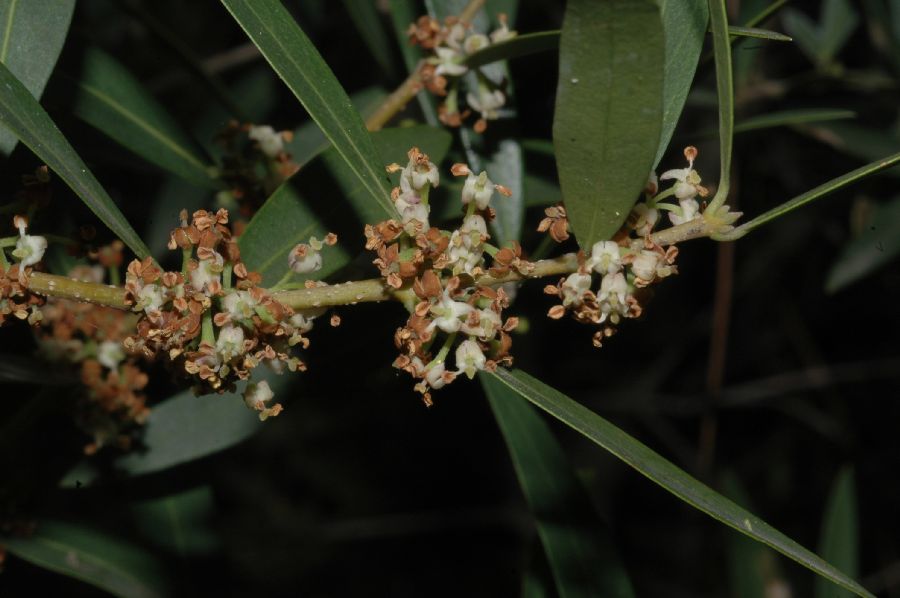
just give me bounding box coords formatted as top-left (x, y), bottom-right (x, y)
top-left (366, 148), bottom-right (523, 405)
top-left (409, 12), bottom-right (517, 132)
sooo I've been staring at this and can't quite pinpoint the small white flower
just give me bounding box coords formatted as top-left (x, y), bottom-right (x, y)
top-left (597, 272), bottom-right (629, 323)
top-left (430, 292), bottom-right (474, 333)
top-left (461, 308), bottom-right (501, 339)
top-left (222, 290), bottom-right (258, 320)
top-left (97, 340), bottom-right (125, 370)
top-left (445, 23), bottom-right (467, 50)
top-left (589, 241), bottom-right (622, 275)
top-left (11, 216), bottom-right (47, 269)
top-left (668, 198), bottom-right (701, 226)
top-left (290, 309), bottom-right (322, 334)
top-left (396, 197), bottom-right (430, 232)
top-left (191, 251), bottom-right (224, 291)
top-left (243, 380), bottom-right (274, 410)
top-left (460, 214), bottom-right (488, 247)
top-left (447, 232), bottom-right (483, 275)
top-left (425, 362), bottom-right (451, 389)
top-left (463, 33), bottom-right (490, 55)
top-left (630, 250), bottom-right (660, 283)
top-left (466, 88), bottom-right (505, 121)
top-left (490, 15), bottom-right (517, 44)
top-left (434, 46), bottom-right (467, 77)
top-left (216, 325), bottom-right (245, 361)
top-left (289, 238), bottom-right (324, 274)
top-left (248, 125), bottom-right (284, 158)
top-left (561, 272), bottom-right (592, 307)
top-left (461, 171), bottom-right (497, 210)
top-left (455, 339), bottom-right (486, 379)
top-left (630, 203), bottom-right (659, 237)
top-left (138, 283), bottom-right (166, 313)
top-left (659, 146), bottom-right (708, 201)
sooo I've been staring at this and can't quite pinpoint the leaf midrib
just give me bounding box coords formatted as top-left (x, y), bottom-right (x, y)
top-left (0, 0), bottom-right (18, 63)
top-left (78, 81), bottom-right (209, 173)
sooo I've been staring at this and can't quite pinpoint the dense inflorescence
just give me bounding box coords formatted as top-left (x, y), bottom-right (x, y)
top-left (408, 11), bottom-right (517, 132)
top-left (37, 243), bottom-right (151, 454)
top-left (122, 208), bottom-right (323, 420)
top-left (368, 147), bottom-right (526, 405)
top-left (540, 146), bottom-right (739, 347)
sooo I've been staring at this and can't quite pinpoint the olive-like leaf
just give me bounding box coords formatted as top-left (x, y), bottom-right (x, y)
top-left (655, 0), bottom-right (708, 168)
top-left (482, 374), bottom-right (635, 598)
top-left (72, 47), bottom-right (216, 188)
top-left (488, 368), bottom-right (873, 597)
top-left (220, 0), bottom-right (396, 218)
top-left (553, 0), bottom-right (665, 248)
top-left (464, 30), bottom-right (562, 69)
top-left (0, 62), bottom-right (150, 259)
top-left (0, 0), bottom-right (75, 155)
top-left (131, 486), bottom-right (218, 558)
top-left (4, 520), bottom-right (169, 598)
top-left (342, 0), bottom-right (397, 78)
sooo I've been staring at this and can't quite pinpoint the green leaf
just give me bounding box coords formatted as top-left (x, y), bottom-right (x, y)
top-left (524, 174), bottom-right (561, 208)
top-left (707, 0), bottom-right (735, 212)
top-left (826, 195), bottom-right (900, 293)
top-left (464, 30), bottom-right (562, 69)
top-left (781, 9), bottom-right (821, 65)
top-left (131, 486), bottom-right (218, 558)
top-left (726, 25), bottom-right (792, 41)
top-left (655, 0), bottom-right (708, 168)
top-left (342, 0), bottom-right (397, 78)
top-left (4, 520), bottom-right (169, 598)
top-left (0, 0), bottom-right (75, 155)
top-left (286, 86), bottom-right (388, 168)
top-left (726, 151), bottom-right (900, 239)
top-left (220, 0), bottom-right (396, 219)
top-left (485, 138), bottom-right (525, 245)
top-left (816, 467), bottom-right (859, 598)
top-left (553, 0), bottom-right (665, 248)
top-left (732, 108), bottom-right (855, 135)
top-left (482, 374), bottom-right (635, 598)
top-left (0, 62), bottom-right (151, 259)
top-left (72, 47), bottom-right (216, 188)
top-left (722, 471), bottom-right (783, 598)
top-left (111, 371), bottom-right (290, 478)
top-left (238, 179), bottom-right (350, 286)
top-left (488, 368), bottom-right (874, 598)
top-left (240, 125), bottom-right (452, 285)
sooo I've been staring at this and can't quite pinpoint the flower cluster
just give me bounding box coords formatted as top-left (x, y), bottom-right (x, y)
top-left (408, 12), bottom-right (517, 132)
top-left (538, 148), bottom-right (723, 346)
top-left (214, 121), bottom-right (300, 218)
top-left (123, 209), bottom-right (320, 420)
top-left (37, 244), bottom-right (151, 454)
top-left (367, 148), bottom-right (524, 405)
top-left (0, 216), bottom-right (47, 327)
top-left (544, 238), bottom-right (677, 347)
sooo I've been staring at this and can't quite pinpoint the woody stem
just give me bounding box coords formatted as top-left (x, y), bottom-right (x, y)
top-left (363, 0), bottom-right (486, 132)
top-left (24, 217), bottom-right (731, 312)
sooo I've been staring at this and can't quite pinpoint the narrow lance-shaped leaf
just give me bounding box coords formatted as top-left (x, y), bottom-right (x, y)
top-left (4, 520), bottom-right (169, 598)
top-left (724, 151), bottom-right (900, 239)
top-left (482, 374), bottom-right (635, 598)
top-left (0, 62), bottom-right (150, 259)
top-left (553, 0), bottom-right (665, 248)
top-left (706, 0), bottom-right (735, 212)
top-left (655, 0), bottom-right (708, 168)
top-left (0, 0), bottom-right (75, 155)
top-left (488, 368), bottom-right (874, 598)
top-left (72, 47), bottom-right (217, 188)
top-left (220, 0), bottom-right (396, 219)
